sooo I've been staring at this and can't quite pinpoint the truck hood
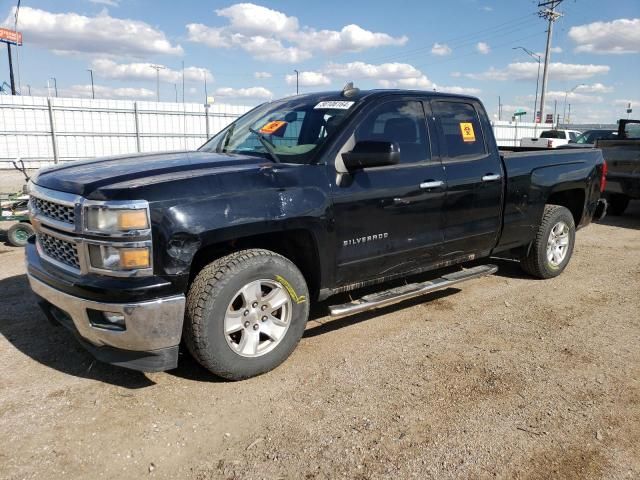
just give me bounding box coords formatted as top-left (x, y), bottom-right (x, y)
top-left (32, 151), bottom-right (267, 197)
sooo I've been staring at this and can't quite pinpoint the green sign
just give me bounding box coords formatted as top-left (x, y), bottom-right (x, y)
top-left (514, 109), bottom-right (527, 117)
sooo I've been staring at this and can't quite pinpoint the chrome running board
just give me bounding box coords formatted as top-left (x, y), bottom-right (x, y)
top-left (328, 264), bottom-right (498, 317)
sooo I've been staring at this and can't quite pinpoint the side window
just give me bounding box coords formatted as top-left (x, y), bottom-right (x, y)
top-left (355, 100), bottom-right (430, 164)
top-left (569, 132), bottom-right (577, 141)
top-left (624, 122), bottom-right (640, 139)
top-left (432, 101), bottom-right (487, 160)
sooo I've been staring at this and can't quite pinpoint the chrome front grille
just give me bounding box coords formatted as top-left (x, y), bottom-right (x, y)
top-left (38, 232), bottom-right (81, 270)
top-left (31, 196), bottom-right (75, 226)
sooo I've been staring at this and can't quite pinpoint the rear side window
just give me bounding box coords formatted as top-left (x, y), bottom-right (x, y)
top-left (624, 122), bottom-right (640, 139)
top-left (432, 101), bottom-right (486, 160)
top-left (354, 100), bottom-right (430, 164)
top-left (541, 130), bottom-right (565, 139)
top-left (569, 132), bottom-right (578, 141)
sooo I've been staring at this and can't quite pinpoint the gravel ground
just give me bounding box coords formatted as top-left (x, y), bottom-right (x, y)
top-left (0, 202), bottom-right (638, 480)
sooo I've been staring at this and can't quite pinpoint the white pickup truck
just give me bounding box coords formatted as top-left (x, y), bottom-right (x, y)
top-left (520, 129), bottom-right (582, 148)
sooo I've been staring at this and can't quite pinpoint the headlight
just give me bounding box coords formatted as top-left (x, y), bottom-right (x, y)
top-left (85, 206), bottom-right (149, 233)
top-left (88, 244), bottom-right (151, 271)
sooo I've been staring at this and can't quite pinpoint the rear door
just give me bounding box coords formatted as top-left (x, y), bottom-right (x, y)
top-left (430, 99), bottom-right (504, 260)
top-left (330, 97), bottom-right (446, 285)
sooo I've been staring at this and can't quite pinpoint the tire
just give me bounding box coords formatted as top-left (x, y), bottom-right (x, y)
top-left (184, 249), bottom-right (310, 380)
top-left (520, 205), bottom-right (576, 279)
top-left (7, 222), bottom-right (34, 247)
top-left (606, 193), bottom-right (629, 216)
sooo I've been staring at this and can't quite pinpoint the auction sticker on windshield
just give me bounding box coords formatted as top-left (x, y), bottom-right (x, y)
top-left (460, 122), bottom-right (476, 142)
top-left (259, 121), bottom-right (287, 135)
top-left (314, 101), bottom-right (355, 110)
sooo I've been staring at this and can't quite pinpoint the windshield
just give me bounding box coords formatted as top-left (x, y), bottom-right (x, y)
top-left (575, 130), bottom-right (615, 144)
top-left (199, 97), bottom-right (356, 163)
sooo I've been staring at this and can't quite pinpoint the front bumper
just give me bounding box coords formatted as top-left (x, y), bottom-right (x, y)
top-left (29, 274), bottom-right (185, 372)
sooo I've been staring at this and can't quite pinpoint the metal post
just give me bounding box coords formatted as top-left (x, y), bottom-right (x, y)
top-left (7, 43), bottom-right (16, 95)
top-left (47, 98), bottom-right (59, 163)
top-left (294, 69), bottom-right (299, 94)
top-left (205, 103), bottom-right (210, 138)
top-left (87, 69), bottom-right (95, 99)
top-left (133, 101), bottom-right (141, 152)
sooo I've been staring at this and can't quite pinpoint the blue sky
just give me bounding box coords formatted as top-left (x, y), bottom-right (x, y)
top-left (0, 0), bottom-right (638, 123)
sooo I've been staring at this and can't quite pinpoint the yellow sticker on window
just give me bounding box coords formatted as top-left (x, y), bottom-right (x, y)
top-left (460, 122), bottom-right (476, 142)
top-left (259, 120), bottom-right (287, 135)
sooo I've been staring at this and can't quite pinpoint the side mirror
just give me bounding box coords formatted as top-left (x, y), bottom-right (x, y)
top-left (342, 141), bottom-right (400, 170)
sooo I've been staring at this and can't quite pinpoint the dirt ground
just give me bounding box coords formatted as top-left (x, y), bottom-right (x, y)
top-left (0, 202), bottom-right (639, 480)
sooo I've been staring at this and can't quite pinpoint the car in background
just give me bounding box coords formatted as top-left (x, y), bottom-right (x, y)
top-left (520, 129), bottom-right (582, 148)
top-left (557, 129), bottom-right (618, 149)
top-left (598, 119), bottom-right (640, 215)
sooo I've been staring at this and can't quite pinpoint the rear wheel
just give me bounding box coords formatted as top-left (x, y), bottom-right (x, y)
top-left (184, 249), bottom-right (309, 380)
top-left (7, 222), bottom-right (34, 247)
top-left (606, 193), bottom-right (629, 216)
top-left (520, 205), bottom-right (575, 279)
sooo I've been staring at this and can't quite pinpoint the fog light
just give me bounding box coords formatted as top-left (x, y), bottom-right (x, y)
top-left (103, 311), bottom-right (125, 326)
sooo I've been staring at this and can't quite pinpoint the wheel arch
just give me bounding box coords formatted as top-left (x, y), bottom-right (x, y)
top-left (546, 188), bottom-right (585, 226)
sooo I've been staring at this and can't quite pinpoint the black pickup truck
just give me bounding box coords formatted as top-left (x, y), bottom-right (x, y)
top-left (597, 119), bottom-right (640, 215)
top-left (26, 87), bottom-right (607, 379)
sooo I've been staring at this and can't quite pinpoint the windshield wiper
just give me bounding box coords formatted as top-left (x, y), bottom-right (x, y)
top-left (249, 128), bottom-right (281, 163)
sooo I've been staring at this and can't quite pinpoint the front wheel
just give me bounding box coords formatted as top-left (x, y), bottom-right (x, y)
top-left (520, 205), bottom-right (576, 279)
top-left (184, 249), bottom-right (309, 380)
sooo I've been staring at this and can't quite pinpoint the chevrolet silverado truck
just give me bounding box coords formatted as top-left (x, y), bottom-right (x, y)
top-left (596, 119), bottom-right (640, 215)
top-left (26, 87), bottom-right (607, 380)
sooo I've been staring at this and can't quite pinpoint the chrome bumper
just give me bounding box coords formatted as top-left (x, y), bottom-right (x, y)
top-left (28, 275), bottom-right (185, 352)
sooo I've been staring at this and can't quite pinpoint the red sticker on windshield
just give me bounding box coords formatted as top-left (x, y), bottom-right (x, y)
top-left (259, 121), bottom-right (287, 135)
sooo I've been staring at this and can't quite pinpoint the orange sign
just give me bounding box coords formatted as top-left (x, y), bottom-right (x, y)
top-left (459, 122), bottom-right (476, 142)
top-left (0, 28), bottom-right (22, 45)
top-left (259, 121), bottom-right (287, 135)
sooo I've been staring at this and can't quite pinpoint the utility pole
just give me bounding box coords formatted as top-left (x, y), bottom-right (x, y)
top-left (174, 83), bottom-right (178, 102)
top-left (563, 84), bottom-right (584, 125)
top-left (538, 0), bottom-right (563, 125)
top-left (498, 96), bottom-right (502, 121)
top-left (294, 69), bottom-right (299, 95)
top-left (204, 72), bottom-right (208, 103)
top-left (87, 69), bottom-right (95, 99)
top-left (150, 64), bottom-right (165, 102)
top-left (26, 84), bottom-right (30, 95)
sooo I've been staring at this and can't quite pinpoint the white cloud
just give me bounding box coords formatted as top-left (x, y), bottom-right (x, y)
top-left (613, 99), bottom-right (637, 107)
top-left (91, 59), bottom-right (213, 84)
top-left (186, 2), bottom-right (407, 63)
top-left (437, 86), bottom-right (481, 95)
top-left (467, 62), bottom-right (610, 81)
top-left (254, 71), bottom-right (272, 79)
top-left (324, 61), bottom-right (478, 94)
top-left (476, 42), bottom-right (490, 55)
top-left (550, 46), bottom-right (563, 53)
top-left (482, 6), bottom-right (493, 12)
top-left (325, 61), bottom-right (423, 81)
top-left (431, 42), bottom-right (452, 56)
top-left (285, 71), bottom-right (331, 87)
top-left (214, 86), bottom-right (273, 99)
top-left (88, 0), bottom-right (120, 6)
top-left (2, 6), bottom-right (182, 57)
top-left (575, 83), bottom-right (613, 94)
top-left (32, 84), bottom-right (155, 100)
top-left (569, 18), bottom-right (640, 54)
top-left (540, 91), bottom-right (604, 104)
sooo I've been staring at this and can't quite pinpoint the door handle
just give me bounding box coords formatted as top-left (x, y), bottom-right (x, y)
top-left (482, 174), bottom-right (501, 182)
top-left (419, 180), bottom-right (444, 189)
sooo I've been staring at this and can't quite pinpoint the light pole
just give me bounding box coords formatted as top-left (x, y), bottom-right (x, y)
top-left (294, 69), bottom-right (299, 95)
top-left (50, 77), bottom-right (58, 97)
top-left (87, 69), bottom-right (95, 99)
top-left (563, 84), bottom-right (585, 125)
top-left (513, 46), bottom-right (541, 123)
top-left (149, 65), bottom-right (165, 102)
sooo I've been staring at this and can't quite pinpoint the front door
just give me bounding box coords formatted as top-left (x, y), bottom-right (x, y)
top-left (330, 98), bottom-right (446, 286)
top-left (430, 99), bottom-right (504, 259)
